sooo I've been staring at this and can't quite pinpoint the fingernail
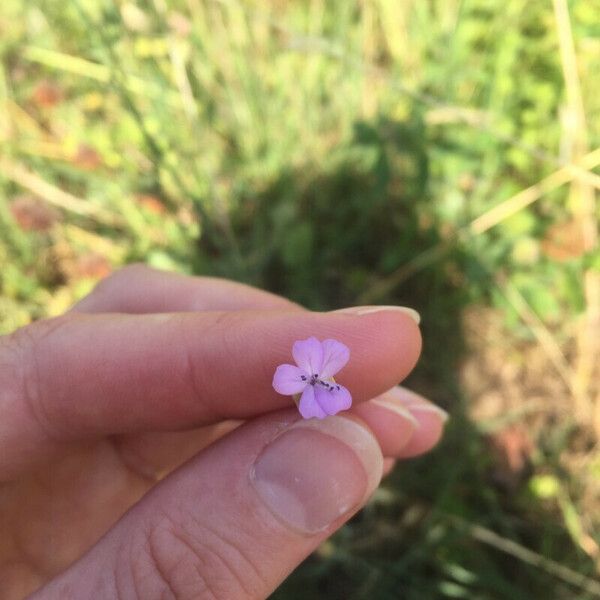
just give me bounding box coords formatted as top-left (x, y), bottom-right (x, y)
top-left (336, 305), bottom-right (420, 325)
top-left (409, 403), bottom-right (449, 422)
top-left (387, 387), bottom-right (449, 422)
top-left (352, 397), bottom-right (418, 456)
top-left (250, 417), bottom-right (383, 534)
top-left (384, 387), bottom-right (448, 457)
top-left (369, 397), bottom-right (420, 427)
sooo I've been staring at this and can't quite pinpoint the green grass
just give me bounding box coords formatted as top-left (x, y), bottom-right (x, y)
top-left (1, 0), bottom-right (600, 597)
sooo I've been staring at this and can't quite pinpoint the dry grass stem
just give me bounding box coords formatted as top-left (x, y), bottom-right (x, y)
top-left (0, 159), bottom-right (122, 226)
top-left (553, 0), bottom-right (599, 428)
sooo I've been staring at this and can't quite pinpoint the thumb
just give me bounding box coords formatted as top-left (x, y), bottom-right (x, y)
top-left (33, 411), bottom-right (383, 600)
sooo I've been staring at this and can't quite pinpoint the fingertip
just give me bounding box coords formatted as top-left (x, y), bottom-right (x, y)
top-left (351, 397), bottom-right (418, 456)
top-left (397, 407), bottom-right (445, 458)
top-left (323, 309), bottom-right (422, 401)
top-left (384, 387), bottom-right (448, 458)
top-left (382, 457), bottom-right (396, 477)
top-left (275, 416), bottom-right (384, 509)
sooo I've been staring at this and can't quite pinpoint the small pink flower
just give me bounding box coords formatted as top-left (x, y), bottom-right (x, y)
top-left (272, 337), bottom-right (352, 419)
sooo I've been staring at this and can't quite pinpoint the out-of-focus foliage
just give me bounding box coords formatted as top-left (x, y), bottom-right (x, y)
top-left (1, 0), bottom-right (599, 598)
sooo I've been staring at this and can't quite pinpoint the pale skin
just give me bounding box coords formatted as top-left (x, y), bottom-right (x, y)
top-left (0, 265), bottom-right (447, 599)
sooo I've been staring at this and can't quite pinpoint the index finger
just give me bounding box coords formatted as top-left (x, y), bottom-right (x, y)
top-left (1, 308), bottom-right (420, 477)
top-left (71, 264), bottom-right (302, 314)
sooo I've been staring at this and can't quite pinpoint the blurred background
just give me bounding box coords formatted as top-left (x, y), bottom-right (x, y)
top-left (1, 0), bottom-right (599, 597)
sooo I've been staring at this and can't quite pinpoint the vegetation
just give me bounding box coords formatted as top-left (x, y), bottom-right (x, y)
top-left (1, 0), bottom-right (599, 597)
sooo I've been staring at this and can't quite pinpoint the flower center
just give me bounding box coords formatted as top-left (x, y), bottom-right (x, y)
top-left (300, 373), bottom-right (341, 392)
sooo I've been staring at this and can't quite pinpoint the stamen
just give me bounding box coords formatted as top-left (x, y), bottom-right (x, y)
top-left (313, 378), bottom-right (337, 391)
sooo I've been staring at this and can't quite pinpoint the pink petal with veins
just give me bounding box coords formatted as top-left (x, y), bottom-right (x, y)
top-left (319, 339), bottom-right (350, 379)
top-left (272, 364), bottom-right (308, 395)
top-left (314, 385), bottom-right (352, 416)
top-left (298, 385), bottom-right (327, 419)
top-left (292, 337), bottom-right (323, 375)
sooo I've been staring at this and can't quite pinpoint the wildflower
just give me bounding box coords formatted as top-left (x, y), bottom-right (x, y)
top-left (272, 337), bottom-right (352, 419)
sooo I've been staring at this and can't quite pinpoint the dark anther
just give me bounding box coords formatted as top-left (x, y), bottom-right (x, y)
top-left (301, 375), bottom-right (307, 381)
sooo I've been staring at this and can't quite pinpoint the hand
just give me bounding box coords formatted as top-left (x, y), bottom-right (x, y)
top-left (0, 265), bottom-right (447, 599)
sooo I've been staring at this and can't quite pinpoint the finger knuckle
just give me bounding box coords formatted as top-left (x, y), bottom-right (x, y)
top-left (0, 326), bottom-right (27, 404)
top-left (1, 315), bottom-right (74, 441)
top-left (93, 263), bottom-right (148, 294)
top-left (177, 311), bottom-right (245, 412)
top-left (126, 512), bottom-right (266, 600)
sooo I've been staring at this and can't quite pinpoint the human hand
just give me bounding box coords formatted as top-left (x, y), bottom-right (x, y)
top-left (0, 265), bottom-right (447, 599)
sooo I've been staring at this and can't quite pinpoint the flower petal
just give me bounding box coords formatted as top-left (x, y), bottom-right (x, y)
top-left (314, 384), bottom-right (352, 416)
top-left (298, 385), bottom-right (327, 419)
top-left (272, 364), bottom-right (308, 395)
top-left (319, 339), bottom-right (350, 379)
top-left (292, 337), bottom-right (323, 376)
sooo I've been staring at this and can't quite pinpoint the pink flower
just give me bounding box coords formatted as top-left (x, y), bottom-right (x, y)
top-left (272, 337), bottom-right (352, 419)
